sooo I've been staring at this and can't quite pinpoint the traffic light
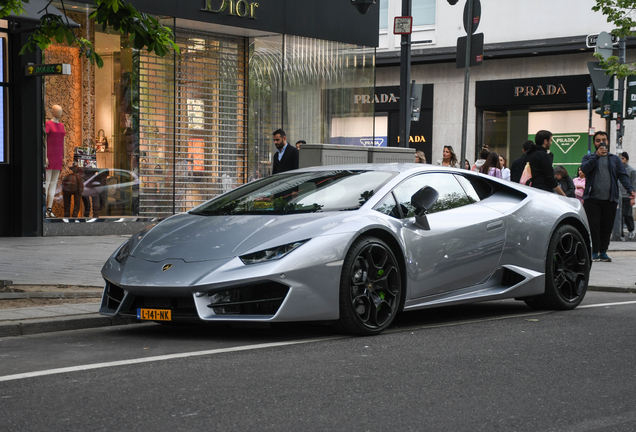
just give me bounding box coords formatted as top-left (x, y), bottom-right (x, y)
top-left (595, 105), bottom-right (611, 119)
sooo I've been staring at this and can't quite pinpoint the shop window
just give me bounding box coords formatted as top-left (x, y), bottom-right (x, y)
top-left (43, 2), bottom-right (139, 219)
top-left (139, 28), bottom-right (247, 216)
top-left (482, 109), bottom-right (606, 178)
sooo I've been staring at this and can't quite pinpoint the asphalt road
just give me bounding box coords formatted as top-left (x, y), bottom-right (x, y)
top-left (1, 291), bottom-right (636, 431)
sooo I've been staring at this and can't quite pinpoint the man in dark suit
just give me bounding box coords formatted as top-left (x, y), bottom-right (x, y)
top-left (272, 129), bottom-right (299, 174)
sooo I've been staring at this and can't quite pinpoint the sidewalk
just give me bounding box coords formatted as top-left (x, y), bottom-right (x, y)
top-left (0, 236), bottom-right (635, 337)
top-left (0, 236), bottom-right (130, 336)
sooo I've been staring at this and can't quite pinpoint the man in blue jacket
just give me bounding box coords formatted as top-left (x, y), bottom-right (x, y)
top-left (581, 131), bottom-right (636, 262)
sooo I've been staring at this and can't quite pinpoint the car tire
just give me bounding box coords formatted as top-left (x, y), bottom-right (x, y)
top-left (335, 236), bottom-right (402, 336)
top-left (524, 224), bottom-right (590, 310)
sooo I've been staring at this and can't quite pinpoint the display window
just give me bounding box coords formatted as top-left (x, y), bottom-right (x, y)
top-left (43, 3), bottom-right (138, 219)
top-left (477, 76), bottom-right (601, 177)
top-left (483, 109), bottom-right (606, 177)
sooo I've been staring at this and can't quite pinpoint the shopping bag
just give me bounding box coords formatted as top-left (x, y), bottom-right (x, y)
top-left (519, 162), bottom-right (532, 186)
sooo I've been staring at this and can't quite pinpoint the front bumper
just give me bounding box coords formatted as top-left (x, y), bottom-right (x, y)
top-left (100, 233), bottom-right (352, 322)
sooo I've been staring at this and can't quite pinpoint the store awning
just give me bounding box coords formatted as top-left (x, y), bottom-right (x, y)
top-left (8, 0), bottom-right (80, 27)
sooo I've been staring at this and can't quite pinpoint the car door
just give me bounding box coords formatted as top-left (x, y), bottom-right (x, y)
top-left (389, 172), bottom-right (506, 300)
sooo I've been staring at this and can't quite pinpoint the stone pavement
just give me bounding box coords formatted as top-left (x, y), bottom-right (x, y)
top-left (0, 235), bottom-right (126, 286)
top-left (0, 235), bottom-right (635, 337)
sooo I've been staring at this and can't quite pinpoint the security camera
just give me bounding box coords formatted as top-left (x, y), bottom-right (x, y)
top-left (447, 0), bottom-right (460, 4)
top-left (350, 0), bottom-right (376, 15)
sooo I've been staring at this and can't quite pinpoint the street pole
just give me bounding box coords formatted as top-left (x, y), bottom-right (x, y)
top-left (459, 0), bottom-right (474, 168)
top-left (588, 84), bottom-right (593, 154)
top-left (612, 37), bottom-right (626, 240)
top-left (398, 0), bottom-right (412, 148)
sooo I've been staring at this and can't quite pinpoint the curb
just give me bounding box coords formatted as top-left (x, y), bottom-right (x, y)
top-left (0, 314), bottom-right (136, 338)
top-left (588, 285), bottom-right (636, 294)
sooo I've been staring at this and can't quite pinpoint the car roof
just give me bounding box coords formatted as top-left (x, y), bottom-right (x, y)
top-left (294, 163), bottom-right (465, 175)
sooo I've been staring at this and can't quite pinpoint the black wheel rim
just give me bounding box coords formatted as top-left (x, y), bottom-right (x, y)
top-left (349, 243), bottom-right (401, 330)
top-left (553, 232), bottom-right (588, 302)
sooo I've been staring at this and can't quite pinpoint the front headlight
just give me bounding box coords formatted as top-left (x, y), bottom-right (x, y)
top-left (114, 223), bottom-right (156, 264)
top-left (240, 240), bottom-right (308, 265)
top-left (115, 241), bottom-right (130, 263)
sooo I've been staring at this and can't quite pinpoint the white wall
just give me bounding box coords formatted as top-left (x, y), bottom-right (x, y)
top-left (378, 0), bottom-right (613, 52)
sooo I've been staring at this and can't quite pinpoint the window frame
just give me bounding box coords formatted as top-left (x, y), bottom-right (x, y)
top-left (0, 30), bottom-right (8, 164)
top-left (374, 172), bottom-right (477, 219)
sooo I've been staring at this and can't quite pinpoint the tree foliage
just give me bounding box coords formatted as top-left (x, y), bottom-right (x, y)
top-left (1, 0), bottom-right (179, 68)
top-left (592, 0), bottom-right (636, 77)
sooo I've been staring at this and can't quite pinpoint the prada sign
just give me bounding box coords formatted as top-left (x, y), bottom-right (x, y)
top-left (202, 0), bottom-right (259, 19)
top-left (514, 84), bottom-right (566, 97)
top-left (354, 92), bottom-right (398, 104)
top-left (476, 75), bottom-right (590, 108)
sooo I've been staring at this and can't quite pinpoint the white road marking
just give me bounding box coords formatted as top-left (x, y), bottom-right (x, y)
top-left (578, 300), bottom-right (636, 309)
top-left (2, 300), bottom-right (635, 383)
top-left (0, 338), bottom-right (339, 383)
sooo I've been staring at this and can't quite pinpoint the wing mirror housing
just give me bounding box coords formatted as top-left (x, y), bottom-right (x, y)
top-left (411, 186), bottom-right (439, 230)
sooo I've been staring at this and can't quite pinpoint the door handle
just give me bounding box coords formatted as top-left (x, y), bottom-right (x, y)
top-left (486, 220), bottom-right (504, 231)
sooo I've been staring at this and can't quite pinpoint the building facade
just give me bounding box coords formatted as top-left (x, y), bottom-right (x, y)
top-left (376, 0), bottom-right (635, 173)
top-left (1, 0), bottom-right (378, 236)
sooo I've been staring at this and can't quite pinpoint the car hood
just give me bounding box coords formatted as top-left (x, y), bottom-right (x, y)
top-left (130, 212), bottom-right (350, 263)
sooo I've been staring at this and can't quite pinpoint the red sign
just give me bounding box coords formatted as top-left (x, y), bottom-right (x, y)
top-left (394, 16), bottom-right (413, 35)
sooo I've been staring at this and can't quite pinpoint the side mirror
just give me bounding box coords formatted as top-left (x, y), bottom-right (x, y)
top-left (411, 186), bottom-right (439, 230)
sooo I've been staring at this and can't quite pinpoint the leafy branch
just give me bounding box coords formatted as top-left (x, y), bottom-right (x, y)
top-left (4, 0), bottom-right (179, 68)
top-left (592, 0), bottom-right (636, 78)
top-left (0, 0), bottom-right (25, 19)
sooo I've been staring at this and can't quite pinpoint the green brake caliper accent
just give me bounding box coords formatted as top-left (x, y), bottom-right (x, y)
top-left (376, 271), bottom-right (386, 311)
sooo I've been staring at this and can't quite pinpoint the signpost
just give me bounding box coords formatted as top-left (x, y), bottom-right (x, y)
top-left (450, 0), bottom-right (483, 172)
top-left (588, 85), bottom-right (593, 154)
top-left (586, 32), bottom-right (618, 48)
top-left (397, 4), bottom-right (412, 148)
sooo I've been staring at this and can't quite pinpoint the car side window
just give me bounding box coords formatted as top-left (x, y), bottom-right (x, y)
top-left (373, 193), bottom-right (402, 219)
top-left (454, 175), bottom-right (481, 203)
top-left (392, 173), bottom-right (473, 217)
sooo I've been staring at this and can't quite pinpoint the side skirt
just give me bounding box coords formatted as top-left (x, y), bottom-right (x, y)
top-left (403, 265), bottom-right (544, 311)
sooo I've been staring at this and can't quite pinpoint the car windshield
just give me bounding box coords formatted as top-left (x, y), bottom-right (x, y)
top-left (190, 170), bottom-right (396, 216)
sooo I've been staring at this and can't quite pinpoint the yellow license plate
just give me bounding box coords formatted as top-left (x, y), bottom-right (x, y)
top-left (137, 308), bottom-right (172, 321)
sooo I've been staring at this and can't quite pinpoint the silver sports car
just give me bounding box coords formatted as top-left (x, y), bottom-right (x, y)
top-left (101, 164), bottom-right (591, 335)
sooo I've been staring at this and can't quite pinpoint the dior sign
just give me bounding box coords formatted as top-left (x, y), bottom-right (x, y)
top-left (202, 0), bottom-right (260, 19)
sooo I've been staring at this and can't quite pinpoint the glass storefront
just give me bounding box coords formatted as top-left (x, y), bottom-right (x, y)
top-left (41, 5), bottom-right (375, 224)
top-left (43, 3), bottom-right (138, 218)
top-left (477, 75), bottom-right (602, 177)
top-left (248, 35), bottom-right (375, 181)
top-left (483, 109), bottom-right (606, 177)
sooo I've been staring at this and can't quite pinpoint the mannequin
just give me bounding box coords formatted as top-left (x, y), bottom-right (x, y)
top-left (45, 105), bottom-right (66, 218)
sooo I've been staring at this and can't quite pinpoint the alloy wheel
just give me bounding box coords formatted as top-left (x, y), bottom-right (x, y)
top-left (349, 243), bottom-right (401, 329)
top-left (552, 232), bottom-right (588, 302)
